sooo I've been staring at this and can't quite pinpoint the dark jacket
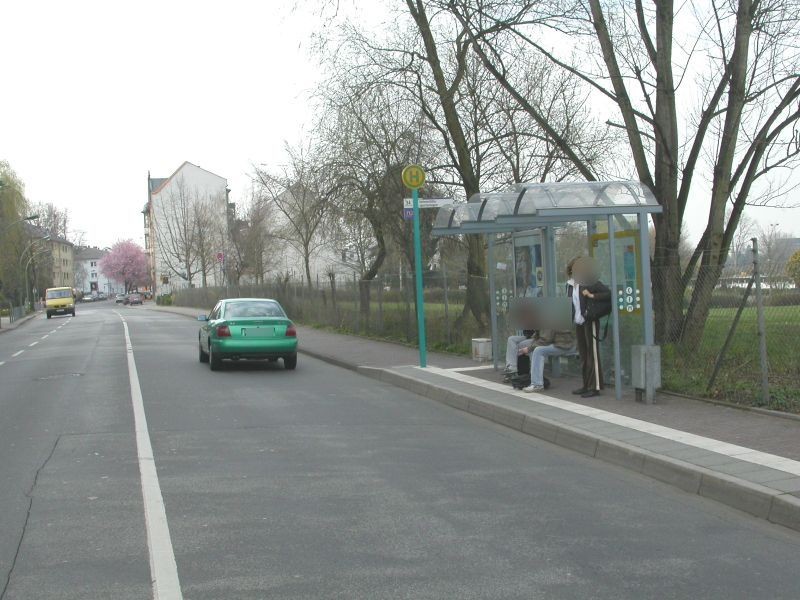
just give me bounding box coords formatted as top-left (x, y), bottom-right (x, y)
top-left (567, 280), bottom-right (612, 323)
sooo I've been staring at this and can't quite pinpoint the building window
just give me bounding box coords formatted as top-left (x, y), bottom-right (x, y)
top-left (144, 234), bottom-right (150, 250)
top-left (91, 261), bottom-right (97, 267)
top-left (91, 272), bottom-right (97, 279)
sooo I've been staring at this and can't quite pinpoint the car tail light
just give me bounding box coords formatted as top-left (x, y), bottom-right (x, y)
top-left (285, 324), bottom-right (297, 337)
top-left (216, 325), bottom-right (231, 337)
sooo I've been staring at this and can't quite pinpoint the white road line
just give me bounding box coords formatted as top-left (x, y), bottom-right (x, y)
top-left (29, 341), bottom-right (38, 347)
top-left (118, 314), bottom-right (183, 599)
top-left (424, 366), bottom-right (800, 477)
top-left (11, 350), bottom-right (24, 357)
top-left (41, 334), bottom-right (48, 339)
top-left (50, 330), bottom-right (57, 334)
top-left (0, 361), bottom-right (5, 366)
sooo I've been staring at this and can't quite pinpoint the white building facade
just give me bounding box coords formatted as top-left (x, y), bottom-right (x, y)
top-left (144, 162), bottom-right (230, 297)
top-left (74, 247), bottom-right (120, 295)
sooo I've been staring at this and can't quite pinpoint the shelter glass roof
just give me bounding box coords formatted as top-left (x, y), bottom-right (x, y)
top-left (433, 180), bottom-right (660, 233)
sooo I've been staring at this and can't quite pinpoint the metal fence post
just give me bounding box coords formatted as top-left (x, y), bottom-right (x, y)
top-left (751, 238), bottom-right (770, 404)
top-left (442, 259), bottom-right (451, 346)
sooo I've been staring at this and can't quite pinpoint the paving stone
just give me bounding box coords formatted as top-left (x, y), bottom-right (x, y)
top-left (737, 468), bottom-right (798, 485)
top-left (764, 478), bottom-right (800, 494)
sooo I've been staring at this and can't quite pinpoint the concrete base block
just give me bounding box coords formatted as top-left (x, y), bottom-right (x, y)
top-left (554, 426), bottom-right (598, 457)
top-left (521, 417), bottom-right (558, 443)
top-left (492, 406), bottom-right (525, 431)
top-left (467, 398), bottom-right (495, 420)
top-left (768, 494), bottom-right (800, 532)
top-left (642, 455), bottom-right (702, 494)
top-left (699, 472), bottom-right (775, 519)
top-left (596, 440), bottom-right (646, 472)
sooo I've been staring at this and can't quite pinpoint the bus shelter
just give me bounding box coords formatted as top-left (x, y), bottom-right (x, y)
top-left (432, 181), bottom-right (663, 402)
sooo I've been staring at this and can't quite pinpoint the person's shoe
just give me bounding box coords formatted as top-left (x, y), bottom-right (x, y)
top-left (581, 390), bottom-right (600, 398)
top-left (523, 384), bottom-right (545, 393)
top-left (572, 388), bottom-right (588, 395)
top-left (502, 371), bottom-right (517, 382)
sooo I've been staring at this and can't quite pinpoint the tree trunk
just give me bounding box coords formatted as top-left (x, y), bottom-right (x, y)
top-left (681, 259), bottom-right (724, 350)
top-left (652, 217), bottom-right (685, 342)
top-left (462, 235), bottom-right (489, 327)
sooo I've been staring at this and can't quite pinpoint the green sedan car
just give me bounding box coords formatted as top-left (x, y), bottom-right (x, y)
top-left (198, 298), bottom-right (298, 371)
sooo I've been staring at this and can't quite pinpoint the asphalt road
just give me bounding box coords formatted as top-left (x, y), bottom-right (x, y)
top-left (1, 301), bottom-right (799, 599)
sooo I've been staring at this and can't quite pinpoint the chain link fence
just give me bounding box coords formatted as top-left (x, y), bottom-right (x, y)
top-left (654, 266), bottom-right (799, 413)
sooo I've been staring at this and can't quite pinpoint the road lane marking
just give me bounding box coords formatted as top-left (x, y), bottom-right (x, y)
top-left (426, 366), bottom-right (800, 477)
top-left (117, 313), bottom-right (183, 599)
top-left (12, 350), bottom-right (23, 357)
top-left (29, 341), bottom-right (38, 347)
top-left (41, 334), bottom-right (48, 339)
top-left (0, 361), bottom-right (5, 366)
top-left (50, 330), bottom-right (57, 334)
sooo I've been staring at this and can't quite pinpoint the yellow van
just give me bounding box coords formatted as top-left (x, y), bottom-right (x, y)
top-left (45, 287), bottom-right (76, 319)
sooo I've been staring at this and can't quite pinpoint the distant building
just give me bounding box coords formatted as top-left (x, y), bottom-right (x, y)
top-left (26, 224), bottom-right (74, 289)
top-left (143, 162), bottom-right (230, 297)
top-left (74, 246), bottom-right (119, 295)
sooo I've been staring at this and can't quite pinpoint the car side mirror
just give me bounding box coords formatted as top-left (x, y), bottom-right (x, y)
top-left (197, 314), bottom-right (208, 322)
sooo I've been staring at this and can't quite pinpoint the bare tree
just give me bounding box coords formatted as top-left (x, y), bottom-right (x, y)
top-left (153, 176), bottom-right (199, 286)
top-left (318, 1), bottom-right (612, 327)
top-left (254, 145), bottom-right (335, 288)
top-left (446, 0), bottom-right (800, 348)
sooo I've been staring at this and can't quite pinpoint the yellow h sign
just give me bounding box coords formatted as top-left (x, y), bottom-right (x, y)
top-left (402, 165), bottom-right (426, 190)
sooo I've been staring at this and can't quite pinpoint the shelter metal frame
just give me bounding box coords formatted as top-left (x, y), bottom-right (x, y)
top-left (432, 181), bottom-right (663, 401)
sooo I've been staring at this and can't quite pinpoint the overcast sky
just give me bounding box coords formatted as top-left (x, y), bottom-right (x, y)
top-left (1, 0), bottom-right (797, 249)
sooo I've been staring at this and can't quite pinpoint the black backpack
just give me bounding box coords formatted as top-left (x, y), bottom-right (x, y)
top-left (582, 283), bottom-right (612, 321)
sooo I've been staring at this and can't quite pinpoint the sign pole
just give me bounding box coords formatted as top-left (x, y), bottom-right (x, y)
top-left (402, 164), bottom-right (428, 368)
top-left (412, 187), bottom-right (427, 367)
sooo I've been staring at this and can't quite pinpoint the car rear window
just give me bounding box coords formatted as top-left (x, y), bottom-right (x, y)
top-left (46, 290), bottom-right (72, 299)
top-left (224, 301), bottom-right (285, 318)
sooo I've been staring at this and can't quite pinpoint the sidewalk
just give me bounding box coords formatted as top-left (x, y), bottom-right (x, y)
top-left (0, 311), bottom-right (39, 334)
top-left (144, 303), bottom-right (800, 532)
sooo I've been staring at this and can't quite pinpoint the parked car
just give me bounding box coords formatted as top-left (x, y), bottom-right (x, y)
top-left (198, 298), bottom-right (297, 371)
top-left (128, 293), bottom-right (143, 305)
top-left (115, 294), bottom-right (127, 304)
top-left (81, 293), bottom-right (94, 303)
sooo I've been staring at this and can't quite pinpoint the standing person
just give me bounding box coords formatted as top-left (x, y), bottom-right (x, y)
top-left (568, 257), bottom-right (611, 398)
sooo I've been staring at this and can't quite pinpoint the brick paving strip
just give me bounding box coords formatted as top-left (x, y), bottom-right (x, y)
top-left (143, 304), bottom-right (800, 533)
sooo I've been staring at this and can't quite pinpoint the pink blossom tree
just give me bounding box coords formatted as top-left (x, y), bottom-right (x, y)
top-left (100, 240), bottom-right (150, 293)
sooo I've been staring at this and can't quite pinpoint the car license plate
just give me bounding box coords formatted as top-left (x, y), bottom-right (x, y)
top-left (242, 327), bottom-right (274, 338)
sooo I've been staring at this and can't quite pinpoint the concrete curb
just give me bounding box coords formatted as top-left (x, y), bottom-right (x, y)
top-left (355, 365), bottom-right (800, 534)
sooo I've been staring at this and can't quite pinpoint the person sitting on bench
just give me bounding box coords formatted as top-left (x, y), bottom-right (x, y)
top-left (503, 299), bottom-right (539, 379)
top-left (517, 329), bottom-right (576, 392)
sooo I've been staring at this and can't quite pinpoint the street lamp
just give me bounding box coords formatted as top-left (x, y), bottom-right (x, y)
top-left (18, 235), bottom-right (50, 268)
top-left (19, 236), bottom-right (50, 310)
top-left (0, 214), bottom-right (39, 236)
top-left (23, 247), bottom-right (50, 310)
